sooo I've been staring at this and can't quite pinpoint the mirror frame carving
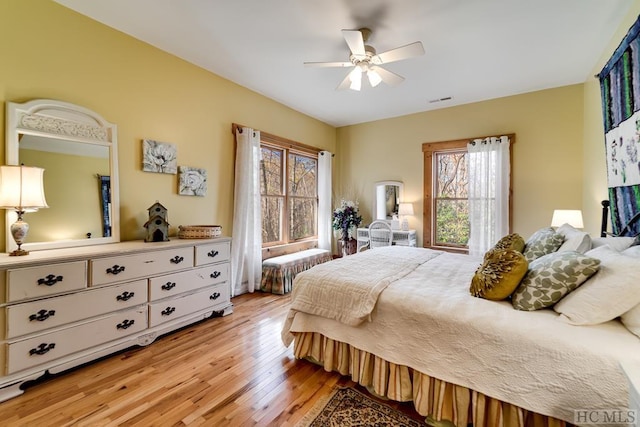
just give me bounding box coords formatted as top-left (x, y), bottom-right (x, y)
top-left (6, 99), bottom-right (120, 251)
top-left (373, 180), bottom-right (404, 221)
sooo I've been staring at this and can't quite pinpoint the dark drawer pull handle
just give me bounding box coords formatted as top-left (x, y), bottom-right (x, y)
top-left (161, 307), bottom-right (176, 316)
top-left (162, 282), bottom-right (176, 291)
top-left (170, 256), bottom-right (184, 264)
top-left (30, 343), bottom-right (55, 356)
top-left (29, 309), bottom-right (56, 322)
top-left (116, 291), bottom-right (135, 301)
top-left (107, 265), bottom-right (125, 275)
top-left (210, 292), bottom-right (221, 300)
top-left (117, 319), bottom-right (135, 330)
top-left (210, 271), bottom-right (221, 279)
top-left (207, 250), bottom-right (219, 258)
top-left (37, 274), bottom-right (63, 286)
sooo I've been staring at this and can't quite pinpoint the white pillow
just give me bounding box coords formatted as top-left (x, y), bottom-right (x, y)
top-left (555, 223), bottom-right (592, 253)
top-left (621, 304), bottom-right (640, 338)
top-left (553, 245), bottom-right (640, 325)
top-left (623, 244), bottom-right (640, 258)
top-left (591, 236), bottom-right (635, 251)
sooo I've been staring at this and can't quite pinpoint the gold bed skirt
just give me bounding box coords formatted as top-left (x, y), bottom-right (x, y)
top-left (292, 332), bottom-right (571, 427)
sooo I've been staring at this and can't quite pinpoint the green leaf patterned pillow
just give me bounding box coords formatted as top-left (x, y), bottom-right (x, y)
top-left (522, 227), bottom-right (565, 262)
top-left (512, 251), bottom-right (600, 311)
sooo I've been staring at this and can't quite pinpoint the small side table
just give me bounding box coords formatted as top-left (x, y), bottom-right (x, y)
top-left (356, 228), bottom-right (417, 252)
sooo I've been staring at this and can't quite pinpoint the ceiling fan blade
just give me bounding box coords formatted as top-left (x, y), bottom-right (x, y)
top-left (336, 70), bottom-right (354, 90)
top-left (371, 66), bottom-right (404, 86)
top-left (304, 61), bottom-right (353, 68)
top-left (342, 29), bottom-right (366, 56)
top-left (372, 41), bottom-right (424, 64)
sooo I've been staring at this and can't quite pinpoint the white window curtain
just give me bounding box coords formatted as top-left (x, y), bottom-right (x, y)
top-left (231, 127), bottom-right (262, 296)
top-left (467, 135), bottom-right (510, 257)
top-left (317, 151), bottom-right (333, 251)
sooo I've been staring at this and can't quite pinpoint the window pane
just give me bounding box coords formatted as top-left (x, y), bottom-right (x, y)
top-left (290, 198), bottom-right (317, 240)
top-left (288, 153), bottom-right (317, 197)
top-left (436, 152), bottom-right (468, 198)
top-left (261, 196), bottom-right (283, 243)
top-left (260, 147), bottom-right (283, 195)
top-left (435, 199), bottom-right (469, 246)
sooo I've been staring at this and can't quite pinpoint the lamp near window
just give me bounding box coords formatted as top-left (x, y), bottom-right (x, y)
top-left (551, 209), bottom-right (584, 229)
top-left (398, 202), bottom-right (414, 231)
top-left (0, 165), bottom-right (48, 256)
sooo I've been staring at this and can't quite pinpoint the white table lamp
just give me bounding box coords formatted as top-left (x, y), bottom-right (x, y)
top-left (0, 165), bottom-right (48, 256)
top-left (398, 202), bottom-right (414, 231)
top-left (551, 209), bottom-right (583, 229)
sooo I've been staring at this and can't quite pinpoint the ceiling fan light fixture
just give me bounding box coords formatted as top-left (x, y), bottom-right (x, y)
top-left (349, 66), bottom-right (362, 91)
top-left (367, 69), bottom-right (382, 87)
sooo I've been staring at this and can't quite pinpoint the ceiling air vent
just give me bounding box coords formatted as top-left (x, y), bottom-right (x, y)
top-left (428, 96), bottom-right (452, 103)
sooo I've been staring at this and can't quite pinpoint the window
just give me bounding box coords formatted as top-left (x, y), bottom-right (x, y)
top-left (422, 135), bottom-right (513, 253)
top-left (260, 136), bottom-right (318, 248)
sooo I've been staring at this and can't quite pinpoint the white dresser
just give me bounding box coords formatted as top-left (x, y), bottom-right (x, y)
top-left (356, 228), bottom-right (417, 251)
top-left (0, 238), bottom-right (232, 401)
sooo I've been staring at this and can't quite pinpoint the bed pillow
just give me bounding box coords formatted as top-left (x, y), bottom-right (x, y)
top-left (555, 223), bottom-right (592, 254)
top-left (591, 236), bottom-right (635, 251)
top-left (623, 244), bottom-right (640, 258)
top-left (511, 251), bottom-right (600, 311)
top-left (621, 304), bottom-right (640, 338)
top-left (522, 227), bottom-right (564, 262)
top-left (470, 249), bottom-right (528, 301)
top-left (554, 245), bottom-right (640, 325)
top-left (492, 233), bottom-right (525, 253)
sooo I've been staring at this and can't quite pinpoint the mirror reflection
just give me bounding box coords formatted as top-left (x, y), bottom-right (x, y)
top-left (6, 99), bottom-right (119, 252)
top-left (374, 181), bottom-right (403, 220)
top-left (19, 135), bottom-right (111, 242)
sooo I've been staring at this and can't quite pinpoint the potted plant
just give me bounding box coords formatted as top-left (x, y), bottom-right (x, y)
top-left (332, 200), bottom-right (362, 256)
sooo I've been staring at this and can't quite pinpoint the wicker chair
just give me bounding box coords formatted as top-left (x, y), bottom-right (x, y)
top-left (360, 220), bottom-right (393, 251)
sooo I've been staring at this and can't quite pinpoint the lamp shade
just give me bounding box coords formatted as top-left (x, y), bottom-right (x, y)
top-left (0, 165), bottom-right (48, 210)
top-left (398, 202), bottom-right (414, 216)
top-left (551, 209), bottom-right (583, 229)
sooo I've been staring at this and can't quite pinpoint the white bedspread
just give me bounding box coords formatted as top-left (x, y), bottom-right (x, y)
top-left (281, 246), bottom-right (640, 424)
top-left (282, 246), bottom-right (440, 335)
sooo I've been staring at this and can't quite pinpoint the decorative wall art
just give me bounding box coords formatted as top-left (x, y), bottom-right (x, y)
top-left (598, 15), bottom-right (640, 236)
top-left (142, 139), bottom-right (177, 174)
top-left (178, 166), bottom-right (207, 196)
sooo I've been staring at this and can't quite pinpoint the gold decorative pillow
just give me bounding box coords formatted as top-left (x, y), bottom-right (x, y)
top-left (470, 249), bottom-right (529, 301)
top-left (493, 233), bottom-right (525, 253)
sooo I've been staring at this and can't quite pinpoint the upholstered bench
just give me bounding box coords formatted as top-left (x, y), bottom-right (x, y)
top-left (261, 248), bottom-right (332, 294)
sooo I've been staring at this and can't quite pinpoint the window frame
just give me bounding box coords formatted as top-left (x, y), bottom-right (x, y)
top-left (422, 134), bottom-right (514, 253)
top-left (259, 131), bottom-right (320, 251)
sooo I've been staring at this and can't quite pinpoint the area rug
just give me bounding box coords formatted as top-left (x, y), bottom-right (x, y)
top-left (296, 387), bottom-right (424, 426)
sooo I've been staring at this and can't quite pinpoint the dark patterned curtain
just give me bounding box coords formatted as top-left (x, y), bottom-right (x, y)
top-left (98, 175), bottom-right (111, 237)
top-left (598, 15), bottom-right (640, 236)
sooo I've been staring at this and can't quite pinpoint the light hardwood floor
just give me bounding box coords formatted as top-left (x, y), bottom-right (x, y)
top-left (0, 292), bottom-right (424, 426)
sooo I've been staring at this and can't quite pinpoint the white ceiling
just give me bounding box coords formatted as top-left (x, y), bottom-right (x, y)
top-left (54, 0), bottom-right (633, 127)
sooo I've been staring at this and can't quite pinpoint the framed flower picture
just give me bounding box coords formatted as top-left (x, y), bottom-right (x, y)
top-left (178, 166), bottom-right (207, 196)
top-left (142, 139), bottom-right (177, 174)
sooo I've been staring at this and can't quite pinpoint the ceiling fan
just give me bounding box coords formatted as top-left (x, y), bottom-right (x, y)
top-left (304, 28), bottom-right (425, 91)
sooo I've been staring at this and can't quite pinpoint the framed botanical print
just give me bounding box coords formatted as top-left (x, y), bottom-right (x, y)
top-left (142, 139), bottom-right (177, 174)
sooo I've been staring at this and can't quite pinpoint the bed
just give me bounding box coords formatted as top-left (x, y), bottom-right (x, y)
top-left (281, 209), bottom-right (640, 427)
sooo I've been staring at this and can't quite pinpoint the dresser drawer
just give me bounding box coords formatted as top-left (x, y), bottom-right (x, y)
top-left (149, 263), bottom-right (229, 301)
top-left (195, 241), bottom-right (230, 266)
top-left (149, 283), bottom-right (230, 327)
top-left (6, 279), bottom-right (148, 339)
top-left (6, 261), bottom-right (87, 303)
top-left (7, 306), bottom-right (148, 374)
top-left (91, 246), bottom-right (194, 286)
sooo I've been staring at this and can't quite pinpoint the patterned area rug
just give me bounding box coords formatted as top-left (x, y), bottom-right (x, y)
top-left (297, 387), bottom-right (424, 426)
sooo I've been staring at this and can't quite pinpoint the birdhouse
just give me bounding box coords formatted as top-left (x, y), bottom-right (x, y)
top-left (144, 202), bottom-right (170, 242)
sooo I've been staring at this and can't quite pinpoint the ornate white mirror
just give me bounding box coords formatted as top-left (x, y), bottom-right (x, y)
top-left (373, 180), bottom-right (403, 221)
top-left (5, 99), bottom-right (120, 251)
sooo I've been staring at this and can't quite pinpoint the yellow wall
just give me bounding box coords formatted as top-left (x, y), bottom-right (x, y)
top-left (0, 0), bottom-right (336, 251)
top-left (583, 0), bottom-right (640, 234)
top-left (336, 85), bottom-right (585, 242)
